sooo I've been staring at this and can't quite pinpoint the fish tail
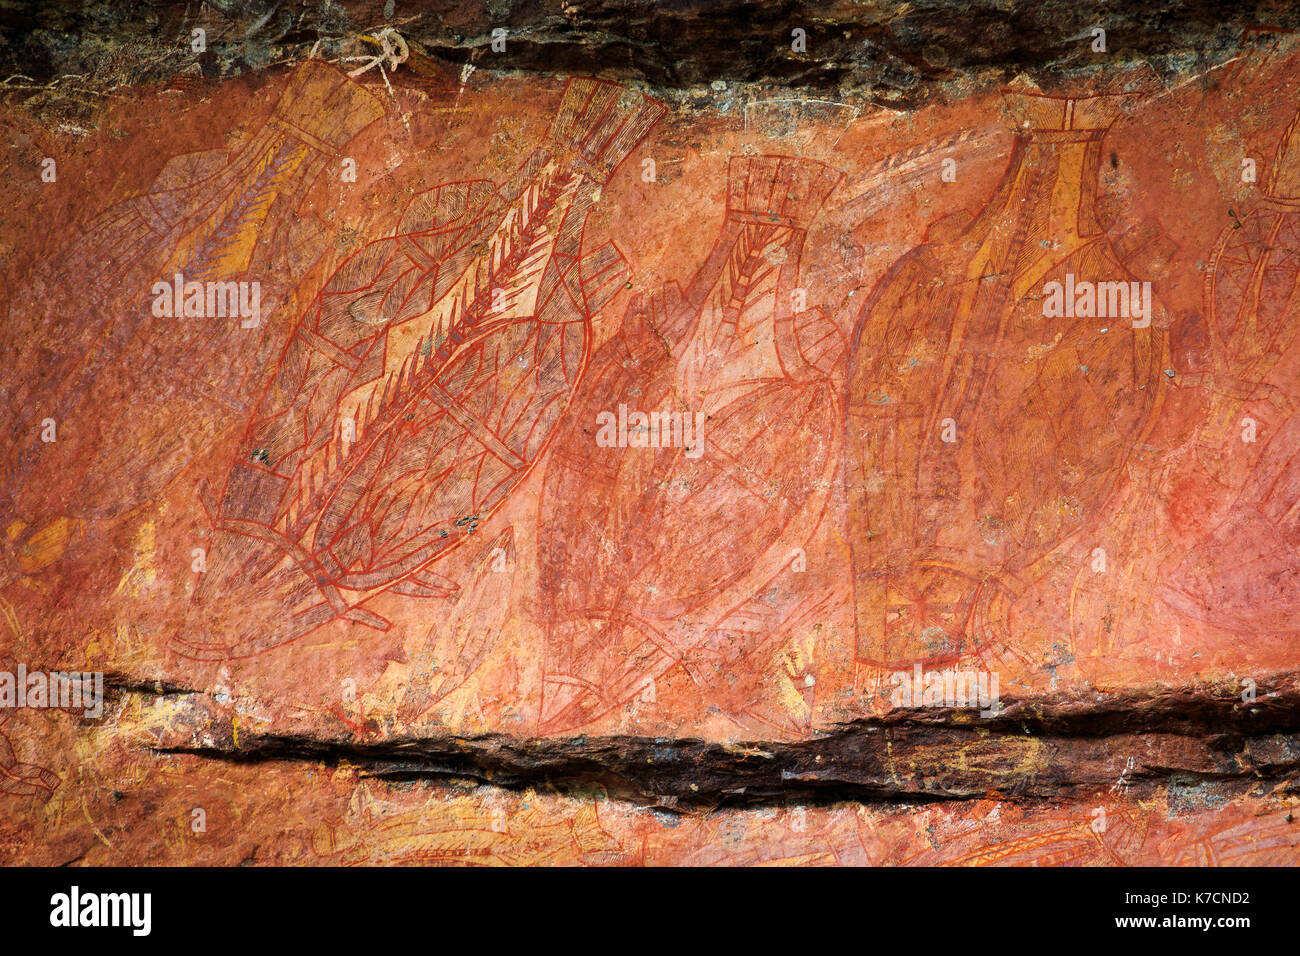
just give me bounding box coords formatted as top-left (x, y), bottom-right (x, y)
top-left (547, 78), bottom-right (667, 183)
top-left (725, 155), bottom-right (843, 229)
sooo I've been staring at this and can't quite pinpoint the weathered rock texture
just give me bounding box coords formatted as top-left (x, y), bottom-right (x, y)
top-left (0, 3), bottom-right (1298, 865)
top-left (6, 1), bottom-right (1300, 105)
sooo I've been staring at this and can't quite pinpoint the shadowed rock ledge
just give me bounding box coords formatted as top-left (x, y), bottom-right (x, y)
top-left (3, 0), bottom-right (1299, 114)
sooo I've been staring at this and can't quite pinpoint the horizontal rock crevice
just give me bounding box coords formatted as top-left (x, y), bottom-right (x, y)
top-left (123, 671), bottom-right (1300, 811)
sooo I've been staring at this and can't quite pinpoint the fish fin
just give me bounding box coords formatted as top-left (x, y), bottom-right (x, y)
top-left (343, 605), bottom-right (391, 630)
top-left (390, 568), bottom-right (460, 599)
top-left (776, 307), bottom-right (847, 382)
top-left (196, 479), bottom-right (219, 524)
top-left (578, 241), bottom-right (631, 315)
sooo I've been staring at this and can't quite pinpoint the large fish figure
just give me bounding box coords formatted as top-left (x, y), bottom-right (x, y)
top-left (1162, 107), bottom-right (1300, 633)
top-left (175, 79), bottom-right (665, 660)
top-left (845, 92), bottom-right (1165, 670)
top-left (537, 155), bottom-right (844, 733)
top-left (3, 61), bottom-right (384, 555)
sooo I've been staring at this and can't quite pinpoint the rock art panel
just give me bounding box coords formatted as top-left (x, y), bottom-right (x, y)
top-left (0, 27), bottom-right (1298, 869)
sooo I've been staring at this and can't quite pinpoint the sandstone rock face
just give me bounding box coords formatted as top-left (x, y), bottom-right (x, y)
top-left (0, 4), bottom-right (1298, 866)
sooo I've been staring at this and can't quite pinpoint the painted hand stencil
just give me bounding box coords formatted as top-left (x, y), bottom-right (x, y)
top-left (846, 92), bottom-right (1166, 669)
top-left (175, 79), bottom-right (665, 660)
top-left (537, 155), bottom-right (844, 733)
top-left (4, 62), bottom-right (384, 557)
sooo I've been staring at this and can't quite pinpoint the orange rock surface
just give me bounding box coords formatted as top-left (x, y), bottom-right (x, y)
top-left (1, 46), bottom-right (1298, 865)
